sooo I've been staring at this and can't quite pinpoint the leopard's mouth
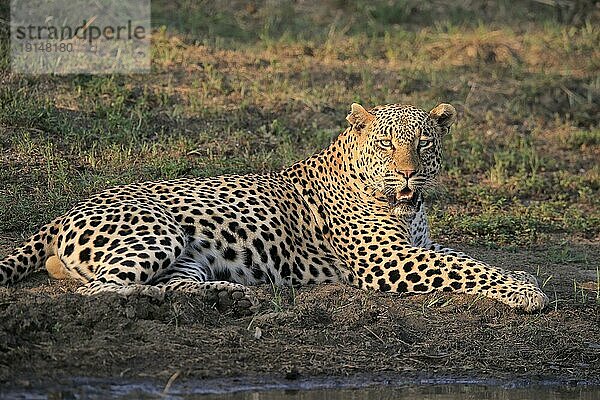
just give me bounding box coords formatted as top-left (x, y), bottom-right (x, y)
top-left (387, 187), bottom-right (419, 208)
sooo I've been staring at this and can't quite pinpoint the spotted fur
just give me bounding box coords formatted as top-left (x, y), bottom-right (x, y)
top-left (0, 103), bottom-right (549, 311)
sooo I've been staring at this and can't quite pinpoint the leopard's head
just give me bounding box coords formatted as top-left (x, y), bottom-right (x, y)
top-left (346, 102), bottom-right (456, 217)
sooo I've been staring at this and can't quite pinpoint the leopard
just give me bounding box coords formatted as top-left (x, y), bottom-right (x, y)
top-left (0, 102), bottom-right (549, 312)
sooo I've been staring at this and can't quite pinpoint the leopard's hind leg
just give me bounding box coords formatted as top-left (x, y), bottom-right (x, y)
top-left (152, 256), bottom-right (258, 312)
top-left (46, 255), bottom-right (70, 280)
top-left (76, 280), bottom-right (164, 300)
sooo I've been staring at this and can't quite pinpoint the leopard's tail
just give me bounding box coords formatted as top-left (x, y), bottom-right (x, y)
top-left (0, 218), bottom-right (61, 285)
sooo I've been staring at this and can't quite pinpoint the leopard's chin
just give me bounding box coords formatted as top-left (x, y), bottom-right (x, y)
top-left (387, 188), bottom-right (420, 218)
top-left (391, 203), bottom-right (418, 219)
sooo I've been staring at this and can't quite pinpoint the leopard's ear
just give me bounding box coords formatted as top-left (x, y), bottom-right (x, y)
top-left (346, 103), bottom-right (374, 133)
top-left (429, 103), bottom-right (457, 135)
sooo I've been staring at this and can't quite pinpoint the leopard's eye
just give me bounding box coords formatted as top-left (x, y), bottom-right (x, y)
top-left (418, 138), bottom-right (433, 151)
top-left (378, 139), bottom-right (393, 150)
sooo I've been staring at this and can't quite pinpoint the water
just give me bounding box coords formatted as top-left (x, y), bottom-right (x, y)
top-left (2, 377), bottom-right (598, 399)
top-left (207, 386), bottom-right (598, 400)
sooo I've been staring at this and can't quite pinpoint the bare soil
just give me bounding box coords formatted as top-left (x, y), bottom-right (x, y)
top-left (0, 241), bottom-right (598, 391)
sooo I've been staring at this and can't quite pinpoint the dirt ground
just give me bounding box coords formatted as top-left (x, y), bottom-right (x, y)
top-left (0, 241), bottom-right (598, 392)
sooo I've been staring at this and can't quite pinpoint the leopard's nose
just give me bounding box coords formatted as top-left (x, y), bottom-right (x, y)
top-left (398, 169), bottom-right (416, 179)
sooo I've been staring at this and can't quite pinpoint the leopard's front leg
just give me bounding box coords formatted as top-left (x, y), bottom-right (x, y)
top-left (352, 246), bottom-right (549, 312)
top-left (425, 244), bottom-right (541, 286)
top-left (409, 207), bottom-right (539, 287)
